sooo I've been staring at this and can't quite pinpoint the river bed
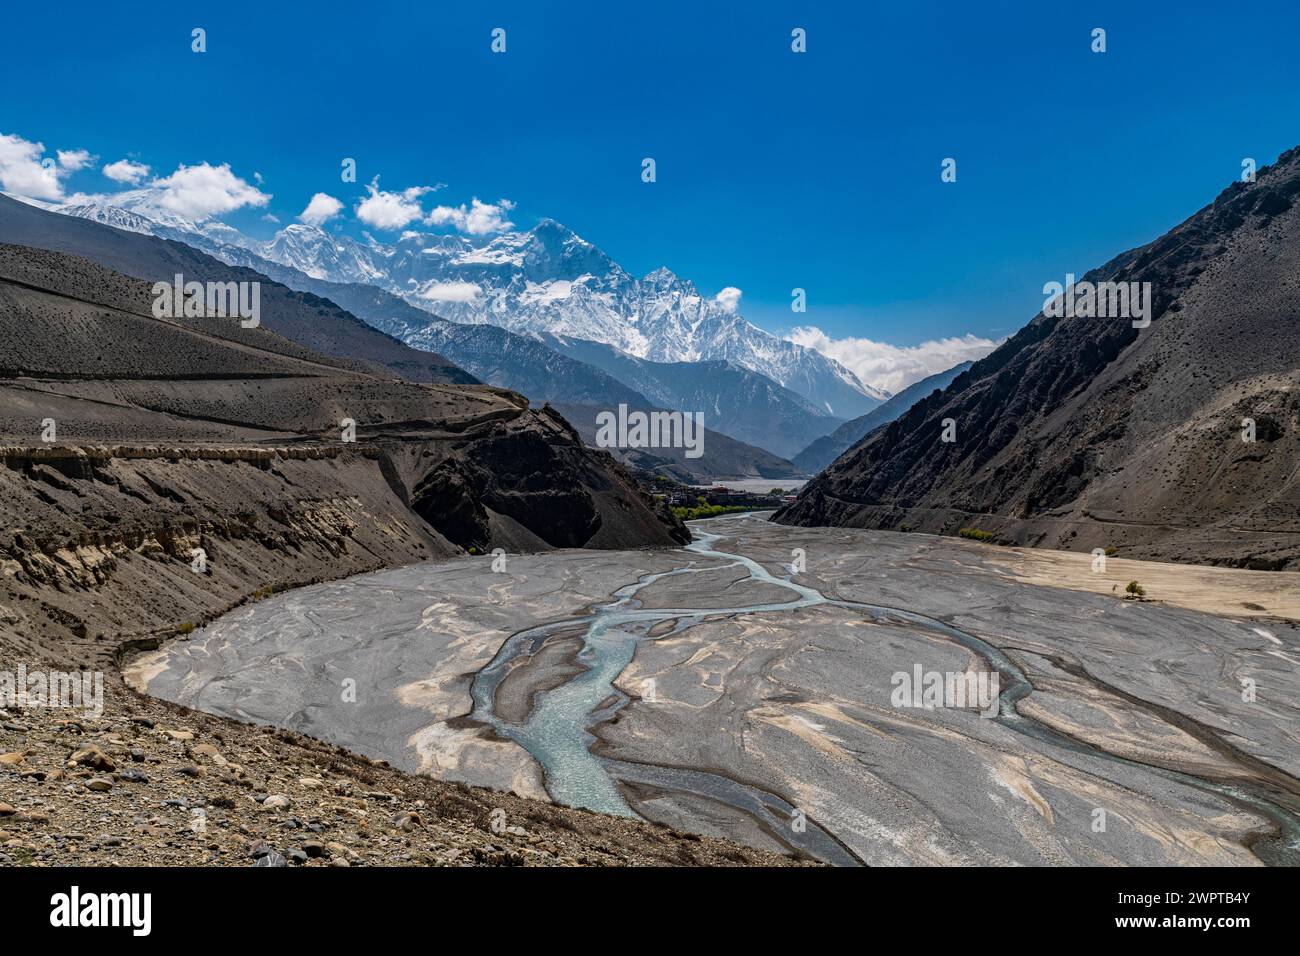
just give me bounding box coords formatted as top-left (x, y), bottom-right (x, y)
top-left (126, 514), bottom-right (1300, 865)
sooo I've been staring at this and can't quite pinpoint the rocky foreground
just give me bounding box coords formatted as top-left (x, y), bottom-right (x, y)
top-left (0, 672), bottom-right (796, 867)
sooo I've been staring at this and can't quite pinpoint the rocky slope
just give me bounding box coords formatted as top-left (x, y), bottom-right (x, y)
top-left (778, 146), bottom-right (1300, 570)
top-left (792, 363), bottom-right (972, 473)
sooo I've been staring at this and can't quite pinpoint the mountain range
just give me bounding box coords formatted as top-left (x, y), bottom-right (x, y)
top-left (37, 193), bottom-right (894, 467)
top-left (778, 145), bottom-right (1300, 570)
top-left (206, 214), bottom-right (891, 418)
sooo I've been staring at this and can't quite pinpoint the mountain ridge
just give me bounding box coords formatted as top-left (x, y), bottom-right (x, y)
top-left (777, 145), bottom-right (1300, 569)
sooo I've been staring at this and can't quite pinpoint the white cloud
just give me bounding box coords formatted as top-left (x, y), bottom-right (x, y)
top-left (785, 326), bottom-right (1001, 394)
top-left (417, 280), bottom-right (482, 303)
top-left (262, 213), bottom-right (280, 224)
top-left (426, 197), bottom-right (515, 235)
top-left (714, 287), bottom-right (742, 312)
top-left (298, 192), bottom-right (343, 226)
top-left (0, 132), bottom-right (75, 200)
top-left (356, 178), bottom-right (436, 230)
top-left (148, 162), bottom-right (270, 219)
top-left (103, 159), bottom-right (151, 184)
top-left (57, 148), bottom-right (95, 172)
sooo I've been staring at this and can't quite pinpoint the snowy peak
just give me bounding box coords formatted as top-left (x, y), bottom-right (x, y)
top-left (640, 265), bottom-right (699, 299)
top-left (516, 220), bottom-right (619, 281)
top-left (261, 223), bottom-right (382, 282)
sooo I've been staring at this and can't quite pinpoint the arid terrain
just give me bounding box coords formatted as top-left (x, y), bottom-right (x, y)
top-left (127, 513), bottom-right (1300, 866)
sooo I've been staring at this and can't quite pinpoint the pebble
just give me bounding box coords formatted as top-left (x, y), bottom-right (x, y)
top-left (262, 795), bottom-right (291, 810)
top-left (85, 777), bottom-right (114, 792)
top-left (192, 744), bottom-right (225, 765)
top-left (70, 744), bottom-right (115, 772)
top-left (252, 850), bottom-right (286, 867)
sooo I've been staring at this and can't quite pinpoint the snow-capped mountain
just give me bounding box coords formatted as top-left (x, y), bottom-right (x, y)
top-left (50, 199), bottom-right (888, 417)
top-left (52, 190), bottom-right (262, 252)
top-left (259, 223), bottom-right (387, 284)
top-left (394, 220), bottom-right (890, 417)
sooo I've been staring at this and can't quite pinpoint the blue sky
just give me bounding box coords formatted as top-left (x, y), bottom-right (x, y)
top-left (3, 0), bottom-right (1300, 385)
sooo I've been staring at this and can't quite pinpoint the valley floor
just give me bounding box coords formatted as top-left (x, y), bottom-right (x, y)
top-left (126, 514), bottom-right (1300, 866)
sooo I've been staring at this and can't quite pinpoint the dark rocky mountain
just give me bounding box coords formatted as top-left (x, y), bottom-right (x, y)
top-left (778, 146), bottom-right (1300, 569)
top-left (0, 241), bottom-right (690, 669)
top-left (792, 363), bottom-right (972, 473)
top-left (534, 333), bottom-right (839, 460)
